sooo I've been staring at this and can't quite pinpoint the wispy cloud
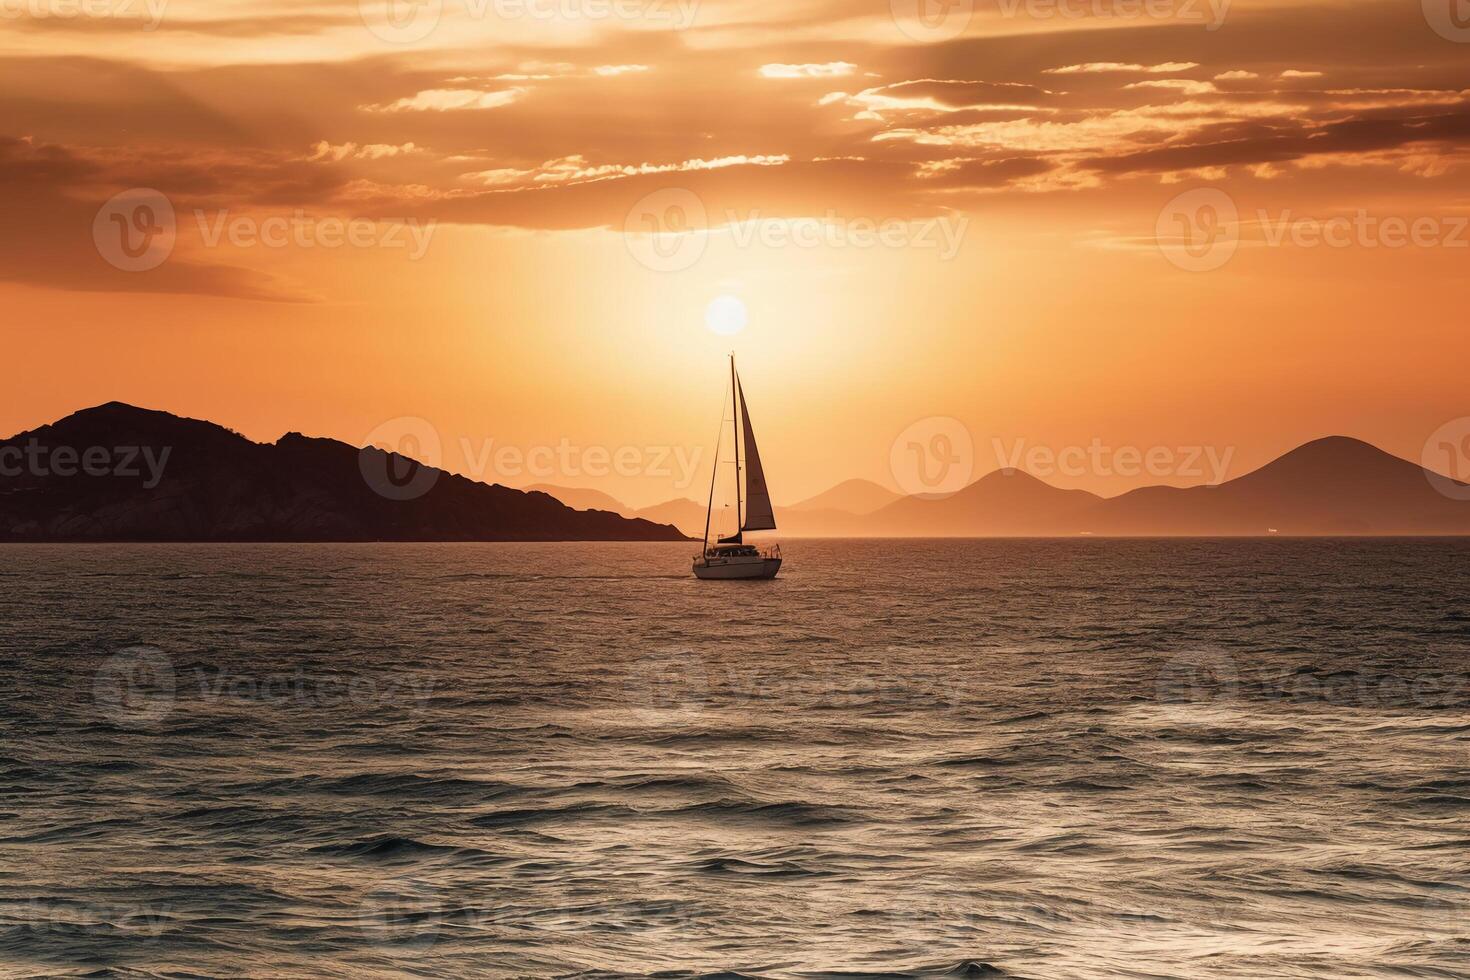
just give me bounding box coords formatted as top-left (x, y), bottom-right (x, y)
top-left (1045, 62), bottom-right (1200, 75)
top-left (462, 154), bottom-right (790, 189)
top-left (1125, 79), bottom-right (1218, 95)
top-left (760, 62), bottom-right (857, 79)
top-left (310, 141), bottom-right (419, 161)
top-left (364, 88), bottom-right (525, 114)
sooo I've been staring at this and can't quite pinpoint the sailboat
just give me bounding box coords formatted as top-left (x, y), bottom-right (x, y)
top-left (693, 355), bottom-right (783, 580)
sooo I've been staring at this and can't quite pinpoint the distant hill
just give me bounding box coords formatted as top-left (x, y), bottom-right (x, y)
top-left (861, 437), bottom-right (1470, 537)
top-left (0, 403), bottom-right (688, 542)
top-left (520, 489), bottom-right (707, 538)
top-left (788, 479), bottom-right (901, 516)
top-left (525, 484), bottom-right (628, 515)
top-left (871, 468), bottom-right (1099, 536)
top-left (522, 436), bottom-right (1470, 539)
top-left (1086, 436), bottom-right (1470, 536)
top-left (634, 498), bottom-right (707, 538)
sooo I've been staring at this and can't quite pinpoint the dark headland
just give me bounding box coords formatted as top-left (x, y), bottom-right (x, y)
top-left (0, 403), bottom-right (688, 543)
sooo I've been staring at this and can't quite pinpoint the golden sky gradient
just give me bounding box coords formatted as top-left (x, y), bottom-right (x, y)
top-left (3, 0), bottom-right (1468, 506)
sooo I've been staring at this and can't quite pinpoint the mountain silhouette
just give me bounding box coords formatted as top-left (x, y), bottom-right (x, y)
top-left (477, 437), bottom-right (1470, 538)
top-left (525, 483), bottom-right (629, 515)
top-left (0, 403), bottom-right (688, 542)
top-left (1088, 436), bottom-right (1470, 536)
top-left (634, 497), bottom-right (707, 536)
top-left (870, 468), bottom-right (1099, 536)
top-left (515, 435), bottom-right (1470, 539)
top-left (862, 436), bottom-right (1470, 536)
top-left (525, 487), bottom-right (708, 538)
top-left (788, 479), bottom-right (901, 515)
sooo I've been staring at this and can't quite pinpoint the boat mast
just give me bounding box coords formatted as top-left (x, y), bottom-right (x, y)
top-left (730, 353), bottom-right (742, 534)
top-left (700, 370), bottom-right (727, 554)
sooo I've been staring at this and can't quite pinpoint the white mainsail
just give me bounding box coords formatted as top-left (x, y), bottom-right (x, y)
top-left (737, 379), bottom-right (776, 532)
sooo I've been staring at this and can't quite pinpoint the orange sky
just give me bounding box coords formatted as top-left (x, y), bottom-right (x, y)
top-left (3, 0), bottom-right (1468, 507)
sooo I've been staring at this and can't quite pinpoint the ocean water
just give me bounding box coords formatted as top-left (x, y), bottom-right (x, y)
top-left (1, 539), bottom-right (1468, 979)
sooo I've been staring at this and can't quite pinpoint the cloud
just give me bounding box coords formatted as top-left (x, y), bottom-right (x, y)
top-left (1084, 105), bottom-right (1470, 175)
top-left (462, 153), bottom-right (790, 188)
top-left (1125, 79), bottom-right (1219, 95)
top-left (1045, 62), bottom-right (1200, 75)
top-left (826, 79), bottom-right (1054, 120)
top-left (363, 88), bottom-right (526, 114)
top-left (915, 156), bottom-right (1055, 189)
top-left (760, 62), bottom-right (858, 79)
top-left (310, 142), bottom-right (420, 162)
top-left (0, 136), bottom-right (312, 301)
top-left (1281, 70), bottom-right (1326, 79)
top-left (3, 0), bottom-right (1466, 272)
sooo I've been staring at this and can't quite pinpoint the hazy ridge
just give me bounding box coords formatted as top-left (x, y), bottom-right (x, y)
top-left (545, 438), bottom-right (1470, 538)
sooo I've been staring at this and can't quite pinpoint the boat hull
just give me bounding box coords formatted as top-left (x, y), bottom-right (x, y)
top-left (692, 556), bottom-right (782, 580)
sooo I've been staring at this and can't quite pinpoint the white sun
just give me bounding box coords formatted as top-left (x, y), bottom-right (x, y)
top-left (704, 295), bottom-right (748, 336)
